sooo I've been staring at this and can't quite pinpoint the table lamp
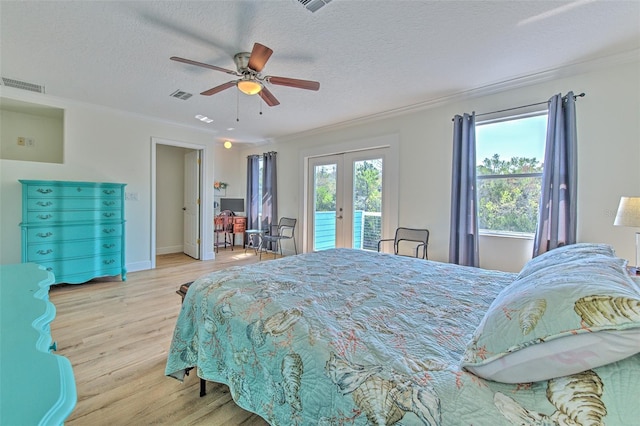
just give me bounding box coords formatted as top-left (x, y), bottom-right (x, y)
top-left (614, 196), bottom-right (640, 274)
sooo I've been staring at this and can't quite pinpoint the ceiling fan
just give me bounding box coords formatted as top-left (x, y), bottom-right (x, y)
top-left (171, 42), bottom-right (320, 107)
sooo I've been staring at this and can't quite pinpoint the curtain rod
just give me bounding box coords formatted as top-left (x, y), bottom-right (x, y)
top-left (452, 92), bottom-right (585, 121)
top-left (247, 151), bottom-right (277, 158)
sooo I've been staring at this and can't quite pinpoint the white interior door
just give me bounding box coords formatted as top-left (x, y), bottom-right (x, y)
top-left (183, 150), bottom-right (200, 259)
top-left (306, 148), bottom-right (388, 252)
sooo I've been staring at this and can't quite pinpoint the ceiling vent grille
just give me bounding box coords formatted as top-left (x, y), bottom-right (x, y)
top-left (170, 90), bottom-right (193, 100)
top-left (297, 0), bottom-right (332, 13)
top-left (1, 77), bottom-right (45, 93)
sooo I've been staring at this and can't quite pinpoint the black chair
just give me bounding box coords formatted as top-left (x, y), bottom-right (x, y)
top-left (260, 217), bottom-right (297, 259)
top-left (377, 227), bottom-right (429, 259)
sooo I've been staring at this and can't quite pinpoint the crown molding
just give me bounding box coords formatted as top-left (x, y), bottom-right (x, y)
top-left (276, 48), bottom-right (640, 143)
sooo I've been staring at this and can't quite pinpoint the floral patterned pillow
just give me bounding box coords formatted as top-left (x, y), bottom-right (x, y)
top-left (462, 249), bottom-right (640, 383)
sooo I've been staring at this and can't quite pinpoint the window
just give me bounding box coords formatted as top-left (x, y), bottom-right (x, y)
top-left (476, 113), bottom-right (547, 236)
top-left (257, 156), bottom-right (264, 221)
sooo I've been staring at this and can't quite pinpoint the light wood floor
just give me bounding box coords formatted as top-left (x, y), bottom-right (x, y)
top-left (50, 248), bottom-right (275, 425)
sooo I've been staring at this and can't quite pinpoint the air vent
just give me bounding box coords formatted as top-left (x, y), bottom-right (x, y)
top-left (170, 90), bottom-right (193, 100)
top-left (1, 77), bottom-right (45, 93)
top-left (297, 0), bottom-right (332, 13)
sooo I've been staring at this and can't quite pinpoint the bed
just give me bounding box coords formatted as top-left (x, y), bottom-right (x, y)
top-left (165, 244), bottom-right (640, 425)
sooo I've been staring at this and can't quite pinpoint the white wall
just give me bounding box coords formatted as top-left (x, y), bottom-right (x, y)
top-left (240, 57), bottom-right (640, 272)
top-left (2, 57), bottom-right (638, 273)
top-left (0, 108), bottom-right (64, 163)
top-left (0, 88), bottom-right (223, 270)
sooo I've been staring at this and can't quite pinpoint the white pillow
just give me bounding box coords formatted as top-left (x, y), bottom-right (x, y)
top-left (462, 248), bottom-right (640, 383)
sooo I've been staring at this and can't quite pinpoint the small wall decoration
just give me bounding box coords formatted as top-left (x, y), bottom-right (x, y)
top-left (214, 181), bottom-right (228, 191)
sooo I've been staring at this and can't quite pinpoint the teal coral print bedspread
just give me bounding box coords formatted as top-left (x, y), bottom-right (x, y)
top-left (165, 248), bottom-right (640, 425)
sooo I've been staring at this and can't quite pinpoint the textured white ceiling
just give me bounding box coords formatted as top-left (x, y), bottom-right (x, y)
top-left (1, 1), bottom-right (638, 145)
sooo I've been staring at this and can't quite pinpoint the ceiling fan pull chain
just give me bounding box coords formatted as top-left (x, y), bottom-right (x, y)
top-left (259, 96), bottom-right (263, 115)
top-left (236, 89), bottom-right (240, 122)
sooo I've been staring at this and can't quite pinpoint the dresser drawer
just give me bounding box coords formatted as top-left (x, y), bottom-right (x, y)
top-left (39, 254), bottom-right (122, 278)
top-left (26, 224), bottom-right (123, 242)
top-left (26, 238), bottom-right (121, 262)
top-left (26, 185), bottom-right (121, 199)
top-left (26, 198), bottom-right (122, 211)
top-left (27, 210), bottom-right (122, 223)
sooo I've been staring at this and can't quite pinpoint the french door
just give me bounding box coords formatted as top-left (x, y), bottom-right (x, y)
top-left (306, 148), bottom-right (389, 251)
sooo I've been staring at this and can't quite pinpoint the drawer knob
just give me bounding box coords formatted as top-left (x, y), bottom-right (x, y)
top-left (36, 232), bottom-right (53, 238)
top-left (103, 189), bottom-right (116, 195)
top-left (37, 249), bottom-right (53, 255)
top-left (103, 201), bottom-right (116, 206)
top-left (36, 201), bottom-right (53, 207)
top-left (103, 212), bottom-right (115, 218)
top-left (36, 188), bottom-right (53, 194)
top-left (103, 259), bottom-right (115, 265)
top-left (37, 214), bottom-right (53, 220)
top-left (103, 228), bottom-right (116, 234)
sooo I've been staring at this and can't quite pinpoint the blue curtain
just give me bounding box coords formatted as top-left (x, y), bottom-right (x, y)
top-left (449, 113), bottom-right (480, 267)
top-left (533, 92), bottom-right (578, 256)
top-left (262, 152), bottom-right (278, 250)
top-left (246, 155), bottom-right (261, 230)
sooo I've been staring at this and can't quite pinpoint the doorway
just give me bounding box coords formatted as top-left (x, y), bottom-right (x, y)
top-left (151, 137), bottom-right (214, 269)
top-left (306, 147), bottom-right (392, 251)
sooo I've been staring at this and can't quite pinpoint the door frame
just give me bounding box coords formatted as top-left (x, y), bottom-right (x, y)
top-left (300, 134), bottom-right (399, 253)
top-left (151, 137), bottom-right (213, 269)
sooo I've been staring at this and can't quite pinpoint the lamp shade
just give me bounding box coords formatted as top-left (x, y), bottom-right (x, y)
top-left (614, 196), bottom-right (640, 227)
top-left (237, 80), bottom-right (262, 95)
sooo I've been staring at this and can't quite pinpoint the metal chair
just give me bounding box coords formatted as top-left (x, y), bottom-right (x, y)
top-left (259, 217), bottom-right (297, 259)
top-left (377, 227), bottom-right (429, 259)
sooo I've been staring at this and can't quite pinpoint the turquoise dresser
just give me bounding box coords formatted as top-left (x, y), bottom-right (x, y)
top-left (20, 180), bottom-right (127, 284)
top-left (0, 263), bottom-right (77, 425)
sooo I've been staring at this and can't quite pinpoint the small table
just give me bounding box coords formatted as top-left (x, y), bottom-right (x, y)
top-left (244, 229), bottom-right (264, 254)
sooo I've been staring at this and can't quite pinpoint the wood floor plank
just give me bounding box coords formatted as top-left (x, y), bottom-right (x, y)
top-left (49, 250), bottom-right (272, 425)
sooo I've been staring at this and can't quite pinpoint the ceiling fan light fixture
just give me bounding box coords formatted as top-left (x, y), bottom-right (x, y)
top-left (237, 79), bottom-right (262, 95)
top-left (223, 140), bottom-right (232, 149)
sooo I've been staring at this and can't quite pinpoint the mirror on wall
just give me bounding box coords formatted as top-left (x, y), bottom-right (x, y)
top-left (0, 97), bottom-right (64, 163)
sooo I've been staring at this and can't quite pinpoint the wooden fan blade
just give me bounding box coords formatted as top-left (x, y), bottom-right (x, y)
top-left (247, 43), bottom-right (273, 72)
top-left (201, 81), bottom-right (236, 96)
top-left (170, 56), bottom-right (237, 75)
top-left (258, 86), bottom-right (280, 107)
top-left (268, 76), bottom-right (320, 91)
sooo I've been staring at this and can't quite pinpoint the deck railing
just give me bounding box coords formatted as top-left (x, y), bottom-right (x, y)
top-left (314, 211), bottom-right (381, 251)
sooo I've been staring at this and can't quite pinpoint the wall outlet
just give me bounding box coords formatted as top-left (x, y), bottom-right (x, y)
top-left (17, 137), bottom-right (25, 146)
top-left (26, 138), bottom-right (35, 147)
top-left (125, 192), bottom-right (139, 201)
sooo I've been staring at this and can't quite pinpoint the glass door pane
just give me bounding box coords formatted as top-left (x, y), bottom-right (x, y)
top-left (352, 157), bottom-right (382, 251)
top-left (310, 158), bottom-right (339, 251)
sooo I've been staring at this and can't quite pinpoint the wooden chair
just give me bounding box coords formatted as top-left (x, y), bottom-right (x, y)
top-left (214, 210), bottom-right (234, 252)
top-left (378, 227), bottom-right (430, 259)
